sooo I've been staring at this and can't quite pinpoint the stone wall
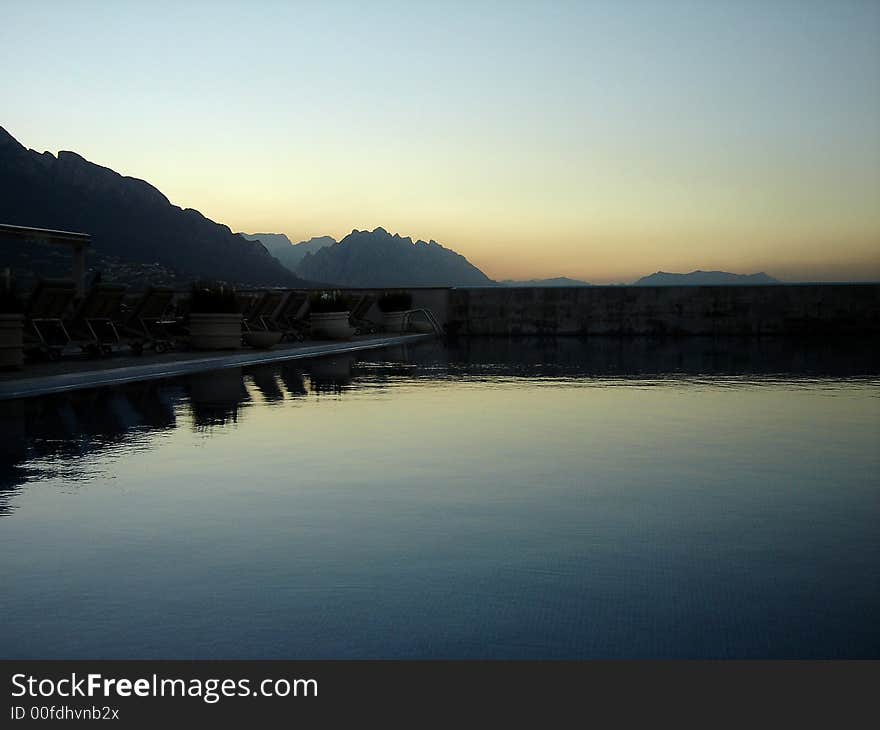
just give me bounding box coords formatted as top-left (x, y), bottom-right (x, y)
top-left (448, 284), bottom-right (880, 336)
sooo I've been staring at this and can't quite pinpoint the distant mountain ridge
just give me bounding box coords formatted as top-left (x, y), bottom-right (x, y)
top-left (0, 126), bottom-right (311, 287)
top-left (0, 129), bottom-right (790, 291)
top-left (635, 270), bottom-right (780, 286)
top-left (241, 233), bottom-right (336, 272)
top-left (296, 227), bottom-right (493, 287)
top-left (501, 277), bottom-right (591, 287)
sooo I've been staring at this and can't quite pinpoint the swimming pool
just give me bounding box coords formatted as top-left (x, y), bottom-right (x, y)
top-left (1, 337), bottom-right (878, 658)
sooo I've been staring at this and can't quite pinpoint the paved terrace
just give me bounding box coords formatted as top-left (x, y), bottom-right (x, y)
top-left (0, 333), bottom-right (433, 401)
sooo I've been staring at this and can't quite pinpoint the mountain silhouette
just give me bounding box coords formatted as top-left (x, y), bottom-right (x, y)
top-left (635, 270), bottom-right (780, 286)
top-left (501, 277), bottom-right (591, 287)
top-left (0, 126), bottom-right (310, 287)
top-left (241, 233), bottom-right (336, 273)
top-left (295, 227), bottom-right (493, 287)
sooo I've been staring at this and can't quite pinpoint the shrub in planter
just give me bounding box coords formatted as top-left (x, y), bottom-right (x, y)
top-left (0, 277), bottom-right (25, 370)
top-left (188, 281), bottom-right (242, 350)
top-left (189, 281), bottom-right (240, 314)
top-left (377, 290), bottom-right (413, 333)
top-left (309, 291), bottom-right (355, 339)
top-left (309, 291), bottom-right (352, 314)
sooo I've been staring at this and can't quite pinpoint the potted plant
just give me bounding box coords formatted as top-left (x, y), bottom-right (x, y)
top-left (377, 290), bottom-right (413, 333)
top-left (309, 291), bottom-right (355, 340)
top-left (188, 281), bottom-right (242, 350)
top-left (0, 273), bottom-right (24, 370)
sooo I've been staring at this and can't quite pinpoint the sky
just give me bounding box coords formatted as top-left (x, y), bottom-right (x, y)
top-left (2, 0), bottom-right (878, 283)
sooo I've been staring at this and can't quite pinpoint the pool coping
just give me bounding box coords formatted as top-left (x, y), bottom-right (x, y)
top-left (0, 333), bottom-right (434, 401)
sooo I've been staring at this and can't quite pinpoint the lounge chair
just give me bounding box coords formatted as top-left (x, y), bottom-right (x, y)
top-left (69, 283), bottom-right (128, 357)
top-left (234, 291), bottom-right (261, 328)
top-left (348, 294), bottom-right (379, 335)
top-left (118, 287), bottom-right (176, 354)
top-left (23, 279), bottom-right (77, 361)
top-left (245, 290), bottom-right (288, 332)
top-left (274, 291), bottom-right (310, 342)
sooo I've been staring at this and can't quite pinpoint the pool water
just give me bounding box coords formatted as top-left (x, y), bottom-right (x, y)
top-left (1, 338), bottom-right (878, 658)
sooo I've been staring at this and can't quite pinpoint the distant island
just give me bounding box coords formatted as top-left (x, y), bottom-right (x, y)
top-left (500, 277), bottom-right (592, 287)
top-left (492, 272), bottom-right (781, 287)
top-left (634, 270), bottom-right (780, 286)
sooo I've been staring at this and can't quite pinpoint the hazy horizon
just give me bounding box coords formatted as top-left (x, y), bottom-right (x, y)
top-left (2, 0), bottom-right (878, 283)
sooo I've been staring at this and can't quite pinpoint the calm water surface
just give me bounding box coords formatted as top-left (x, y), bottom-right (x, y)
top-left (1, 338), bottom-right (878, 658)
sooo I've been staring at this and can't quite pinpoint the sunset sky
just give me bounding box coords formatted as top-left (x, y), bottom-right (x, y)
top-left (3, 0), bottom-right (878, 282)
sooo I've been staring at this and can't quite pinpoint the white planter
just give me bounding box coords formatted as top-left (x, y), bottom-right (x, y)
top-left (189, 313), bottom-right (242, 350)
top-left (310, 311), bottom-right (354, 340)
top-left (381, 310), bottom-right (407, 333)
top-left (0, 313), bottom-right (24, 370)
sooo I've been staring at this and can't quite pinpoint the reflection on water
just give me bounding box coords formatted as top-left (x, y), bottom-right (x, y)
top-left (188, 367), bottom-right (251, 429)
top-left (0, 337), bottom-right (878, 658)
top-left (444, 335), bottom-right (880, 378)
top-left (0, 383), bottom-right (179, 514)
top-left (308, 355), bottom-right (355, 395)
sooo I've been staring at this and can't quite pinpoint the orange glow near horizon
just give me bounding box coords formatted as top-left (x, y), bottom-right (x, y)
top-left (2, 2), bottom-right (878, 283)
